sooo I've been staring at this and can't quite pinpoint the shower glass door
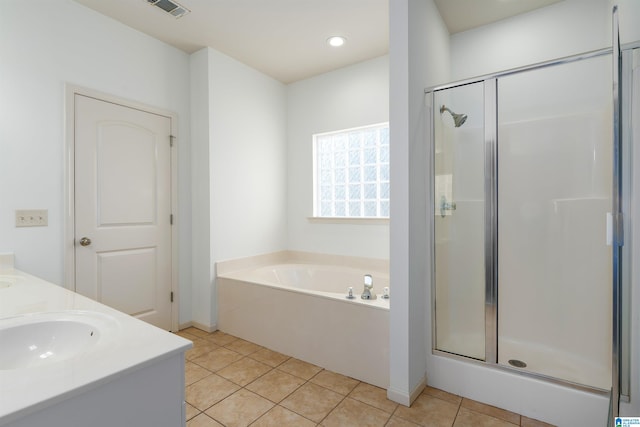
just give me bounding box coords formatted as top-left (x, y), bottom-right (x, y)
top-left (431, 51), bottom-right (615, 391)
top-left (497, 54), bottom-right (612, 389)
top-left (433, 82), bottom-right (486, 360)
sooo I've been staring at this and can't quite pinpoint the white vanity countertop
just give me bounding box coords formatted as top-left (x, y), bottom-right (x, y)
top-left (0, 267), bottom-right (192, 425)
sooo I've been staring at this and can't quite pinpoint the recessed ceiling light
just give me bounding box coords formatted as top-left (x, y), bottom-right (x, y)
top-left (327, 36), bottom-right (346, 47)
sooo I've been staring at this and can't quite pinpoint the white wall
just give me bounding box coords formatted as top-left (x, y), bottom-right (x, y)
top-left (0, 0), bottom-right (192, 323)
top-left (286, 55), bottom-right (389, 259)
top-left (388, 0), bottom-right (450, 406)
top-left (450, 0), bottom-right (610, 82)
top-left (189, 49), bottom-right (212, 329)
top-left (189, 47), bottom-right (288, 329)
top-left (209, 49), bottom-right (287, 262)
top-left (617, 0), bottom-right (640, 46)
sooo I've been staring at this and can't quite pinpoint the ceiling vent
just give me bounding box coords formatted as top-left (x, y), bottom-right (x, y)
top-left (145, 0), bottom-right (190, 19)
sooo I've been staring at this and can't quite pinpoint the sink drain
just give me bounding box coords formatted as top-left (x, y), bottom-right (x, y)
top-left (508, 359), bottom-right (527, 368)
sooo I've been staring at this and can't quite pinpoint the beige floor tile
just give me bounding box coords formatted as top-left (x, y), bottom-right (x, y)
top-left (249, 347), bottom-right (291, 367)
top-left (203, 330), bottom-right (239, 346)
top-left (246, 369), bottom-right (306, 403)
top-left (311, 370), bottom-right (360, 395)
top-left (191, 347), bottom-right (244, 372)
top-left (393, 393), bottom-right (459, 427)
top-left (224, 338), bottom-right (263, 355)
top-left (521, 416), bottom-right (556, 427)
top-left (461, 399), bottom-right (520, 425)
top-left (349, 382), bottom-right (398, 414)
top-left (186, 339), bottom-right (219, 361)
top-left (321, 397), bottom-right (390, 427)
top-left (453, 407), bottom-right (519, 427)
top-left (185, 403), bottom-right (200, 421)
top-left (216, 357), bottom-right (272, 386)
top-left (252, 405), bottom-right (317, 427)
top-left (187, 413), bottom-right (224, 427)
top-left (423, 386), bottom-right (463, 406)
top-left (278, 358), bottom-right (323, 380)
top-left (205, 389), bottom-right (274, 427)
top-left (182, 334), bottom-right (550, 427)
top-left (385, 416), bottom-right (422, 427)
top-left (185, 374), bottom-right (241, 411)
top-left (281, 382), bottom-right (345, 423)
top-left (182, 327), bottom-right (212, 338)
top-left (176, 330), bottom-right (201, 340)
top-left (186, 361), bottom-right (212, 386)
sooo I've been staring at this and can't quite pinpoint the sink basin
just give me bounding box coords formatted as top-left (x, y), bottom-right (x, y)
top-left (0, 311), bottom-right (117, 370)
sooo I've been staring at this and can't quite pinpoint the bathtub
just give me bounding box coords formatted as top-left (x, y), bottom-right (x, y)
top-left (216, 259), bottom-right (390, 388)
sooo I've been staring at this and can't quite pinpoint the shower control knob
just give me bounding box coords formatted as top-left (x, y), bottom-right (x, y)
top-left (79, 237), bottom-right (92, 247)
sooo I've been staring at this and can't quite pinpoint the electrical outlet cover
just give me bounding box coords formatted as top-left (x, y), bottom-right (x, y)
top-left (15, 210), bottom-right (48, 227)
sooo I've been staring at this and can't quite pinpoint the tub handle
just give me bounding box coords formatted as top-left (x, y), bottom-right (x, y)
top-left (361, 275), bottom-right (376, 300)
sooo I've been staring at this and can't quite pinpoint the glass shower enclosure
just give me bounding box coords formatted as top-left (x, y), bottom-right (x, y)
top-left (431, 51), bottom-right (614, 391)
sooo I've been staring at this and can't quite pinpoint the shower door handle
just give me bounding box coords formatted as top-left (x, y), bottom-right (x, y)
top-left (440, 195), bottom-right (457, 218)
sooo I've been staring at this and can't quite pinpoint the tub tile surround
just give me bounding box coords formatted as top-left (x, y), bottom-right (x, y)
top-left (180, 328), bottom-right (555, 427)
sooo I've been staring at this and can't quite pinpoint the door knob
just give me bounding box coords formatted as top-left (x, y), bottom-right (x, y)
top-left (79, 237), bottom-right (92, 247)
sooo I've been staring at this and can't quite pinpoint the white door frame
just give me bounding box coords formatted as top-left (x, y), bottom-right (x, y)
top-left (63, 84), bottom-right (180, 331)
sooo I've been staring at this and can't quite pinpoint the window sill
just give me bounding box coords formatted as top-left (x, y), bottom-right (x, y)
top-left (307, 217), bottom-right (389, 225)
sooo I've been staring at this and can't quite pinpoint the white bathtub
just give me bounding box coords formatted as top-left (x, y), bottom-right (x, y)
top-left (217, 261), bottom-right (390, 388)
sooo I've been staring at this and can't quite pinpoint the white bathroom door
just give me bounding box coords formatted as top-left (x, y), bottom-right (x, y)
top-left (74, 94), bottom-right (173, 330)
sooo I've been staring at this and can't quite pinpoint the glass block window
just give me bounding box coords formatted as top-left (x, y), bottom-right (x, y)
top-left (313, 123), bottom-right (389, 218)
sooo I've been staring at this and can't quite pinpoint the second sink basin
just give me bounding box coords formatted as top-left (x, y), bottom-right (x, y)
top-left (0, 311), bottom-right (118, 370)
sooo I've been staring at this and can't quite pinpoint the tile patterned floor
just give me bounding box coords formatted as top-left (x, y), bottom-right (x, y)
top-left (177, 327), bottom-right (556, 427)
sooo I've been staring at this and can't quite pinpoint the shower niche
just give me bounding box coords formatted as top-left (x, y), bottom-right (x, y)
top-left (430, 52), bottom-right (614, 390)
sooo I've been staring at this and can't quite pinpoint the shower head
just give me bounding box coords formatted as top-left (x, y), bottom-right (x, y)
top-left (440, 105), bottom-right (467, 128)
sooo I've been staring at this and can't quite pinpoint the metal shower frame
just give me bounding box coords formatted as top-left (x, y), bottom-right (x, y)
top-left (425, 27), bottom-right (633, 413)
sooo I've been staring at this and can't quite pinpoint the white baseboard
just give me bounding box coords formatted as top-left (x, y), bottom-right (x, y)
top-left (182, 321), bottom-right (217, 333)
top-left (387, 376), bottom-right (427, 407)
top-left (178, 321), bottom-right (193, 331)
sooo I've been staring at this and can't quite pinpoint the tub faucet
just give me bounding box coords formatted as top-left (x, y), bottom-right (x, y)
top-left (361, 274), bottom-right (376, 300)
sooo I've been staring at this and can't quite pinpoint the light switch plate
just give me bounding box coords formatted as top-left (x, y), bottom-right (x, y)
top-left (15, 209), bottom-right (48, 227)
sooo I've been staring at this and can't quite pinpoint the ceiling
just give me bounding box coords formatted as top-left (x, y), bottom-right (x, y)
top-left (72, 0), bottom-right (563, 84)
